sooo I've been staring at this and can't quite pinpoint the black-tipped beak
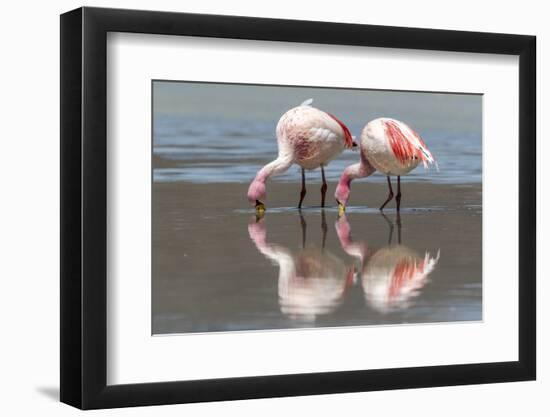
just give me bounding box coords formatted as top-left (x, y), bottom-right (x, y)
top-left (255, 200), bottom-right (265, 213)
top-left (336, 199), bottom-right (345, 216)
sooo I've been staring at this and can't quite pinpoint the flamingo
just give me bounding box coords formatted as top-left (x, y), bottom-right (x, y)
top-left (247, 99), bottom-right (355, 214)
top-left (335, 214), bottom-right (440, 313)
top-left (362, 245), bottom-right (439, 313)
top-left (248, 214), bottom-right (354, 322)
top-left (334, 118), bottom-right (436, 213)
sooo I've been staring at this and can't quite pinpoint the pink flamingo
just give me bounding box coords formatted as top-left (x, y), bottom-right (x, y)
top-left (363, 244), bottom-right (439, 313)
top-left (335, 214), bottom-right (440, 313)
top-left (248, 99), bottom-right (355, 214)
top-left (334, 118), bottom-right (436, 213)
top-left (248, 216), bottom-right (354, 322)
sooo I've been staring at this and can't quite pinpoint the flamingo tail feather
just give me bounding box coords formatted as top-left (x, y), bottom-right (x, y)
top-left (384, 120), bottom-right (437, 169)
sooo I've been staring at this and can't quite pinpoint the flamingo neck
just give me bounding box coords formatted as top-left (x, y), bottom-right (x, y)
top-left (255, 154), bottom-right (293, 183)
top-left (335, 216), bottom-right (369, 267)
top-left (338, 156), bottom-right (375, 188)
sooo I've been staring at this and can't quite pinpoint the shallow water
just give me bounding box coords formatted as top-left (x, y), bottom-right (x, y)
top-left (152, 82), bottom-right (482, 185)
top-left (152, 182), bottom-right (482, 335)
top-left (151, 82), bottom-right (483, 335)
top-left (153, 114), bottom-right (481, 184)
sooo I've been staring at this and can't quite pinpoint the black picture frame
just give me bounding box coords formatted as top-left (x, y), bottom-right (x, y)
top-left (60, 6), bottom-right (536, 410)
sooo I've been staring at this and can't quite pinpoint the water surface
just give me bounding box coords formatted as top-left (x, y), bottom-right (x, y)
top-left (152, 182), bottom-right (482, 334)
top-left (153, 82), bottom-right (482, 184)
top-left (151, 82), bottom-right (483, 335)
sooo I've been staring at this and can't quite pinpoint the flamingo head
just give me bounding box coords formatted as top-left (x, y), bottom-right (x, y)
top-left (247, 179), bottom-right (266, 215)
top-left (334, 182), bottom-right (350, 216)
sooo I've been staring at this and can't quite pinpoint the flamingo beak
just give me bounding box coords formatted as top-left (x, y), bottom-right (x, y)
top-left (337, 200), bottom-right (346, 216)
top-left (255, 200), bottom-right (266, 216)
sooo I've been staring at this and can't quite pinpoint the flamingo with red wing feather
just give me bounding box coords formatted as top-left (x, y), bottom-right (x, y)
top-left (247, 99), bottom-right (355, 214)
top-left (335, 118), bottom-right (436, 212)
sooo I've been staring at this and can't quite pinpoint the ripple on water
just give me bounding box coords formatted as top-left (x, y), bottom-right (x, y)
top-left (233, 206), bottom-right (446, 215)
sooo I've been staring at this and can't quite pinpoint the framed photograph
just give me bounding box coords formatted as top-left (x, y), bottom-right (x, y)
top-left (60, 6), bottom-right (536, 409)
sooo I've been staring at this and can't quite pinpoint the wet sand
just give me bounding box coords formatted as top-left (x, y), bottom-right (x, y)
top-left (152, 181), bottom-right (482, 334)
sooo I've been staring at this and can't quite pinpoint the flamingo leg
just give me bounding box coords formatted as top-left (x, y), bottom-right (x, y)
top-left (298, 168), bottom-right (307, 209)
top-left (299, 211), bottom-right (307, 249)
top-left (381, 212), bottom-right (394, 245)
top-left (321, 209), bottom-right (327, 249)
top-left (395, 176), bottom-right (402, 212)
top-left (320, 165), bottom-right (328, 208)
top-left (396, 211), bottom-right (402, 244)
top-left (381, 211), bottom-right (402, 244)
top-left (379, 176), bottom-right (394, 211)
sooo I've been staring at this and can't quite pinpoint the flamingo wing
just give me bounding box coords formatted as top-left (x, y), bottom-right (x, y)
top-left (295, 125), bottom-right (341, 161)
top-left (278, 106), bottom-right (354, 161)
top-left (301, 109), bottom-right (353, 149)
top-left (299, 102), bottom-right (354, 148)
top-left (327, 113), bottom-right (354, 148)
top-left (383, 119), bottom-right (436, 168)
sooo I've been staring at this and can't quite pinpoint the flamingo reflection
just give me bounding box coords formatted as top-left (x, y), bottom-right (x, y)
top-left (336, 214), bottom-right (440, 313)
top-left (248, 213), bottom-right (354, 322)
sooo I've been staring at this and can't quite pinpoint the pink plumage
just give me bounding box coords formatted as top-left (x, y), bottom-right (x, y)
top-left (248, 99), bottom-right (354, 210)
top-left (328, 113), bottom-right (355, 149)
top-left (335, 215), bottom-right (439, 313)
top-left (335, 117), bottom-right (436, 211)
top-left (384, 120), bottom-right (432, 166)
top-left (248, 218), bottom-right (353, 321)
top-left (365, 118), bottom-right (435, 174)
